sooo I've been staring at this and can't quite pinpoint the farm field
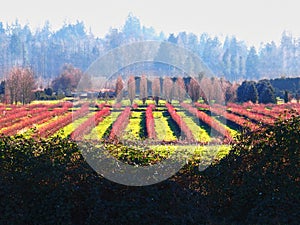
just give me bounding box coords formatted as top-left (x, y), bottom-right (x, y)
top-left (1, 99), bottom-right (299, 153)
top-left (1, 99), bottom-right (299, 224)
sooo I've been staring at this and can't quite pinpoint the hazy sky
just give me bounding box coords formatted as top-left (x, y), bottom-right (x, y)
top-left (0, 0), bottom-right (299, 47)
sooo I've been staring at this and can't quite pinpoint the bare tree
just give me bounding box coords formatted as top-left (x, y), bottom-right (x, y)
top-left (6, 67), bottom-right (21, 104)
top-left (152, 77), bottom-right (161, 105)
top-left (115, 76), bottom-right (124, 103)
top-left (6, 66), bottom-right (35, 104)
top-left (128, 76), bottom-right (136, 105)
top-left (19, 67), bottom-right (35, 104)
top-left (139, 75), bottom-right (148, 104)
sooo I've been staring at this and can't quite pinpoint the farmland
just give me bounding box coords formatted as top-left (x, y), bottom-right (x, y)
top-left (1, 99), bottom-right (299, 145)
top-left (1, 98), bottom-right (299, 224)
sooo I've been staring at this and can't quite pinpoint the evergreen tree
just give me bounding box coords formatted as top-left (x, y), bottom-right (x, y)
top-left (284, 90), bottom-right (289, 103)
top-left (237, 81), bottom-right (258, 103)
top-left (256, 80), bottom-right (276, 104)
top-left (222, 49), bottom-right (231, 77)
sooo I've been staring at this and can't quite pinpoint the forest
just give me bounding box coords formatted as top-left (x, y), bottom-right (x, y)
top-left (1, 14), bottom-right (300, 85)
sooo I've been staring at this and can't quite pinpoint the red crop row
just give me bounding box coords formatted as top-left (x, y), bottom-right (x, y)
top-left (109, 107), bottom-right (131, 140)
top-left (1, 106), bottom-right (32, 118)
top-left (1, 107), bottom-right (69, 136)
top-left (227, 103), bottom-right (276, 117)
top-left (166, 103), bottom-right (195, 141)
top-left (194, 102), bottom-right (210, 110)
top-left (211, 105), bottom-right (259, 130)
top-left (195, 102), bottom-right (259, 130)
top-left (112, 102), bottom-right (122, 109)
top-left (97, 103), bottom-right (111, 109)
top-left (248, 106), bottom-right (278, 119)
top-left (70, 107), bottom-right (111, 141)
top-left (224, 104), bottom-right (274, 125)
top-left (146, 104), bottom-right (156, 139)
top-left (0, 107), bottom-right (50, 129)
top-left (37, 104), bottom-right (90, 138)
top-left (180, 103), bottom-right (232, 142)
top-left (228, 102), bottom-right (300, 119)
top-left (264, 103), bottom-right (300, 117)
top-left (0, 102), bottom-right (72, 119)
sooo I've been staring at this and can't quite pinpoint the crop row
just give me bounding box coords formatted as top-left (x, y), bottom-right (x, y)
top-left (1, 107), bottom-right (70, 136)
top-left (195, 102), bottom-right (259, 130)
top-left (180, 103), bottom-right (232, 143)
top-left (0, 102), bottom-right (72, 119)
top-left (109, 107), bottom-right (131, 141)
top-left (70, 107), bottom-right (111, 141)
top-left (225, 104), bottom-right (274, 125)
top-left (36, 104), bottom-right (90, 138)
top-left (210, 106), bottom-right (258, 130)
top-left (146, 104), bottom-right (156, 139)
top-left (166, 103), bottom-right (195, 141)
top-left (0, 107), bottom-right (52, 129)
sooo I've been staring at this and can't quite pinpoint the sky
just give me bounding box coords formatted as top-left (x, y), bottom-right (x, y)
top-left (0, 0), bottom-right (299, 47)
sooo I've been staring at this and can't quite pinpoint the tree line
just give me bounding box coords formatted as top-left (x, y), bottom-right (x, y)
top-left (1, 63), bottom-right (298, 105)
top-left (115, 75), bottom-right (238, 105)
top-left (1, 15), bottom-right (300, 84)
top-left (115, 74), bottom-right (287, 105)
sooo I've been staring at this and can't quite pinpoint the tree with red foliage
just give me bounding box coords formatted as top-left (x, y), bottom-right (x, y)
top-left (188, 78), bottom-right (201, 103)
top-left (52, 64), bottom-right (83, 94)
top-left (115, 76), bottom-right (124, 103)
top-left (139, 75), bottom-right (148, 104)
top-left (152, 78), bottom-right (161, 105)
top-left (163, 77), bottom-right (173, 103)
top-left (175, 77), bottom-right (186, 102)
top-left (128, 76), bottom-right (136, 105)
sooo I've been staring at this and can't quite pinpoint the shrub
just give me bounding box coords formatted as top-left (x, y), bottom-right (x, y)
top-left (109, 107), bottom-right (131, 140)
top-left (201, 110), bottom-right (300, 224)
top-left (146, 104), bottom-right (156, 139)
top-left (181, 103), bottom-right (232, 143)
top-left (70, 107), bottom-right (110, 140)
top-left (166, 103), bottom-right (195, 141)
